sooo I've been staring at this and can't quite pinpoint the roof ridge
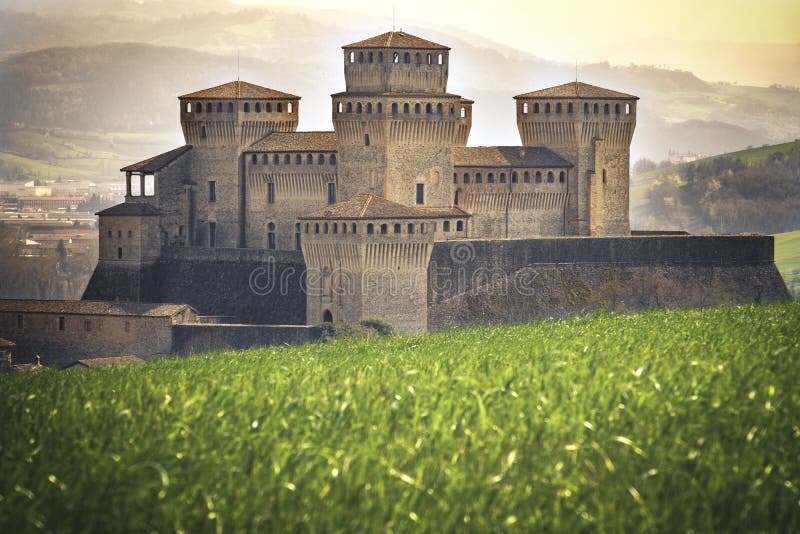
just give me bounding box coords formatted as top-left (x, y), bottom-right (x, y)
top-left (360, 194), bottom-right (373, 218)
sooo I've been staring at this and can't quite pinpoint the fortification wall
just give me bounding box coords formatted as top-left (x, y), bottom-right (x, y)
top-left (427, 236), bottom-right (791, 330)
top-left (171, 324), bottom-right (317, 354)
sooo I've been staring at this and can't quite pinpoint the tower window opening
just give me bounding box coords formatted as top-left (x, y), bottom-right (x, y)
top-left (427, 53), bottom-right (432, 64)
top-left (342, 223), bottom-right (347, 234)
top-left (305, 223), bottom-right (309, 234)
top-left (511, 171), bottom-right (518, 183)
top-left (547, 171), bottom-right (554, 183)
top-left (404, 52), bottom-right (410, 64)
top-left (333, 223), bottom-right (338, 234)
top-left (295, 224), bottom-right (302, 250)
top-left (594, 103), bottom-right (599, 114)
top-left (349, 51), bottom-right (355, 63)
top-left (420, 223), bottom-right (426, 234)
top-left (352, 223), bottom-right (357, 234)
top-left (584, 102), bottom-right (589, 114)
top-left (568, 102), bottom-right (573, 114)
top-left (364, 133), bottom-right (370, 146)
top-left (416, 183), bottom-right (424, 205)
top-left (268, 182), bottom-right (275, 204)
top-left (330, 154), bottom-right (336, 164)
top-left (267, 222), bottom-right (276, 250)
top-left (208, 181), bottom-right (216, 202)
top-left (535, 171), bottom-right (542, 183)
top-left (186, 102), bottom-right (192, 113)
top-left (295, 154), bottom-right (302, 164)
top-left (368, 51), bottom-right (373, 63)
top-left (358, 51), bottom-right (364, 63)
top-left (438, 53), bottom-right (443, 65)
top-left (414, 103), bottom-right (421, 114)
top-left (117, 247), bottom-right (123, 259)
top-left (251, 154), bottom-right (257, 164)
top-left (323, 223), bottom-right (329, 234)
top-left (378, 51), bottom-right (383, 63)
top-left (346, 102), bottom-right (353, 113)
top-left (209, 222), bottom-right (216, 248)
top-left (323, 310), bottom-right (333, 323)
top-left (500, 172), bottom-right (506, 183)
top-left (524, 171), bottom-right (530, 183)
top-left (377, 103), bottom-right (383, 113)
top-left (58, 316), bottom-right (65, 331)
top-left (545, 103), bottom-right (551, 113)
top-left (408, 223), bottom-right (415, 234)
top-left (380, 224), bottom-right (388, 235)
top-left (243, 102), bottom-right (250, 113)
top-left (475, 172), bottom-right (482, 183)
top-left (626, 103), bottom-right (631, 114)
top-left (228, 102), bottom-right (234, 112)
top-left (556, 103), bottom-right (562, 114)
top-left (356, 103), bottom-right (362, 113)
top-left (488, 173), bottom-right (494, 183)
top-left (604, 104), bottom-right (610, 115)
top-left (602, 169), bottom-right (607, 184)
top-left (453, 173), bottom-right (458, 184)
top-left (201, 126), bottom-right (207, 139)
top-left (454, 190), bottom-right (460, 205)
top-left (337, 102), bottom-right (343, 113)
top-left (318, 154), bottom-right (325, 164)
top-left (263, 154), bottom-right (269, 164)
top-left (436, 103), bottom-right (443, 114)
top-left (367, 223), bottom-right (374, 234)
top-left (559, 171), bottom-right (566, 183)
top-left (255, 102), bottom-right (261, 113)
top-left (274, 154), bottom-right (280, 164)
top-left (426, 103), bottom-right (432, 114)
top-left (393, 52), bottom-right (399, 63)
top-left (217, 102), bottom-right (223, 112)
top-left (404, 103), bottom-right (410, 114)
top-left (456, 220), bottom-right (464, 231)
top-left (443, 221), bottom-right (451, 232)
top-left (285, 154), bottom-right (291, 164)
top-left (307, 153), bottom-right (313, 164)
top-left (366, 103), bottom-right (372, 113)
top-left (534, 103), bottom-right (540, 113)
top-left (463, 173), bottom-right (470, 184)
top-left (392, 102), bottom-right (398, 114)
top-left (523, 102), bottom-right (528, 114)
top-left (206, 102), bottom-right (212, 113)
top-left (277, 103), bottom-right (283, 113)
top-left (394, 223), bottom-right (401, 234)
top-left (314, 223), bottom-right (320, 234)
top-left (615, 103), bottom-right (620, 114)
top-left (450, 104), bottom-right (455, 114)
top-left (460, 107), bottom-right (466, 118)
top-left (328, 182), bottom-right (336, 204)
top-left (415, 53), bottom-right (421, 64)
top-left (196, 102), bottom-right (202, 113)
top-left (267, 103), bottom-right (272, 112)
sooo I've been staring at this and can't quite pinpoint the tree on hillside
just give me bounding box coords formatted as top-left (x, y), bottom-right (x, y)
top-left (632, 158), bottom-right (658, 175)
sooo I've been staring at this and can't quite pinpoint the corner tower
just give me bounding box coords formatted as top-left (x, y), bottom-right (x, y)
top-left (515, 82), bottom-right (637, 236)
top-left (333, 31), bottom-right (472, 208)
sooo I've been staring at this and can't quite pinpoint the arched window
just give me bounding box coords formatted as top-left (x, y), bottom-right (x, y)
top-left (196, 102), bottom-right (202, 113)
top-left (535, 171), bottom-right (542, 183)
top-left (545, 103), bottom-right (551, 113)
top-left (456, 220), bottom-right (464, 231)
top-left (364, 133), bottom-right (370, 146)
top-left (523, 102), bottom-right (528, 114)
top-left (500, 173), bottom-right (506, 183)
top-left (380, 224), bottom-right (388, 235)
top-left (358, 51), bottom-right (364, 63)
top-left (377, 103), bottom-right (383, 113)
top-left (349, 51), bottom-right (355, 63)
top-left (263, 154), bottom-right (269, 164)
top-left (404, 103), bottom-right (410, 114)
top-left (460, 107), bottom-right (466, 118)
top-left (206, 103), bottom-right (212, 113)
top-left (394, 223), bottom-right (401, 234)
top-left (267, 222), bottom-right (276, 250)
top-left (277, 103), bottom-right (283, 113)
top-left (559, 171), bottom-right (566, 183)
top-left (346, 102), bottom-right (353, 113)
top-left (306, 153), bottom-right (313, 164)
top-left (366, 103), bottom-right (372, 113)
top-left (443, 221), bottom-right (451, 232)
top-left (556, 103), bottom-right (562, 114)
top-left (393, 52), bottom-right (399, 63)
top-left (217, 102), bottom-right (223, 112)
top-left (378, 51), bottom-right (384, 63)
top-left (323, 310), bottom-right (333, 323)
top-left (524, 171), bottom-right (530, 183)
top-left (463, 173), bottom-right (470, 184)
top-left (415, 53), bottom-right (421, 64)
top-left (408, 223), bottom-right (415, 234)
top-left (404, 52), bottom-right (410, 64)
top-left (568, 103), bottom-right (573, 114)
top-left (356, 103), bottom-right (362, 113)
top-left (475, 172), bottom-right (482, 183)
top-left (438, 54), bottom-right (443, 65)
top-left (602, 169), bottom-right (607, 184)
top-left (267, 103), bottom-right (272, 112)
top-left (284, 154), bottom-right (291, 164)
top-left (614, 103), bottom-right (620, 115)
top-left (255, 102), bottom-right (261, 113)
top-left (273, 154), bottom-right (280, 164)
top-left (450, 105), bottom-right (455, 114)
top-left (323, 223), bottom-right (329, 234)
top-left (318, 154), bottom-right (325, 164)
top-left (426, 103), bottom-right (432, 114)
top-left (243, 102), bottom-right (250, 113)
top-left (436, 103), bottom-right (443, 114)
top-left (511, 171), bottom-right (518, 183)
top-left (534, 103), bottom-right (540, 113)
top-left (584, 103), bottom-right (589, 114)
top-left (367, 223), bottom-right (374, 235)
top-left (547, 171), bottom-right (554, 183)
top-left (186, 102), bottom-right (192, 113)
top-left (427, 53), bottom-right (432, 64)
top-left (392, 102), bottom-right (398, 114)
top-left (295, 154), bottom-right (302, 164)
top-left (454, 190), bottom-right (460, 205)
top-left (341, 223), bottom-right (346, 234)
top-left (625, 103), bottom-right (631, 114)
top-left (604, 104), bottom-right (610, 115)
top-left (314, 223), bottom-right (320, 234)
top-left (593, 103), bottom-right (599, 114)
top-left (414, 103), bottom-right (421, 114)
top-left (352, 223), bottom-right (357, 234)
top-left (251, 154), bottom-right (257, 164)
top-left (288, 103), bottom-right (293, 113)
top-left (488, 172), bottom-right (494, 183)
top-left (201, 126), bottom-right (207, 139)
top-left (330, 154), bottom-right (336, 164)
top-left (368, 52), bottom-right (373, 63)
top-left (332, 223), bottom-right (338, 234)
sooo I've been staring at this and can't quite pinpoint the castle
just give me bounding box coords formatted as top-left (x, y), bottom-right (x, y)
top-left (86, 31), bottom-right (650, 333)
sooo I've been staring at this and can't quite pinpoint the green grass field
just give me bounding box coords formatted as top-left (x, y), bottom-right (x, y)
top-left (775, 230), bottom-right (800, 297)
top-left (2, 303), bottom-right (799, 532)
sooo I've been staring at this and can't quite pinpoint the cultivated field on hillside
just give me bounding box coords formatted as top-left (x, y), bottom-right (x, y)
top-left (775, 229), bottom-right (800, 297)
top-left (1, 303), bottom-right (799, 532)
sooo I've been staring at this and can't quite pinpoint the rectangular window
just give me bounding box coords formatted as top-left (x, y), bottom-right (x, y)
top-left (84, 320), bottom-right (91, 332)
top-left (327, 183), bottom-right (336, 205)
top-left (128, 230), bottom-right (132, 238)
top-left (267, 182), bottom-right (275, 204)
top-left (144, 175), bottom-right (155, 196)
top-left (208, 181), bottom-right (216, 203)
top-left (130, 175), bottom-right (142, 196)
top-left (117, 247), bottom-right (123, 259)
top-left (124, 321), bottom-right (130, 333)
top-left (268, 233), bottom-right (276, 250)
top-left (295, 232), bottom-right (301, 250)
top-left (416, 183), bottom-right (424, 205)
top-left (58, 316), bottom-right (65, 331)
top-left (209, 222), bottom-right (216, 248)
top-left (179, 225), bottom-right (184, 236)
top-left (108, 229), bottom-right (112, 238)
top-left (16, 314), bottom-right (23, 330)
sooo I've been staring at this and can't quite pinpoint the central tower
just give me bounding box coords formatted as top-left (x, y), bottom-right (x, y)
top-left (332, 31), bottom-right (472, 208)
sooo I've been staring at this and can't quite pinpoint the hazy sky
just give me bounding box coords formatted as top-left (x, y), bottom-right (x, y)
top-left (233, 0), bottom-right (799, 62)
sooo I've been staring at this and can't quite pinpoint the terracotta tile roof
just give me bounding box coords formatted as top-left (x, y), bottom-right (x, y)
top-left (96, 202), bottom-right (161, 217)
top-left (453, 146), bottom-right (574, 168)
top-left (343, 31), bottom-right (449, 50)
top-left (0, 337), bottom-right (15, 348)
top-left (300, 194), bottom-right (468, 220)
top-left (0, 299), bottom-right (194, 318)
top-left (247, 132), bottom-right (338, 152)
top-left (63, 355), bottom-right (145, 369)
top-left (331, 91), bottom-right (464, 99)
top-left (121, 145), bottom-right (192, 173)
top-left (515, 81), bottom-right (638, 100)
top-left (180, 81), bottom-right (300, 100)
